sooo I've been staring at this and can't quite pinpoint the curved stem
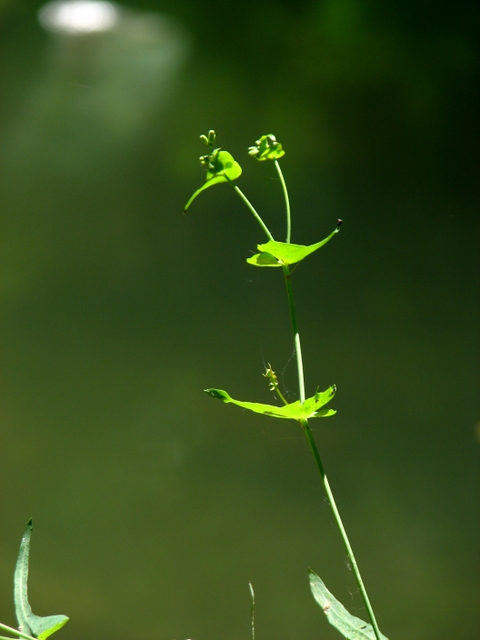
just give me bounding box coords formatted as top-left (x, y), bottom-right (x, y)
top-left (282, 264), bottom-right (383, 640)
top-left (273, 383), bottom-right (289, 406)
top-left (275, 160), bottom-right (291, 243)
top-left (225, 177), bottom-right (274, 241)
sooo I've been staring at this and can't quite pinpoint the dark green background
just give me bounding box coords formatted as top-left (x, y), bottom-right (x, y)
top-left (0, 1), bottom-right (478, 639)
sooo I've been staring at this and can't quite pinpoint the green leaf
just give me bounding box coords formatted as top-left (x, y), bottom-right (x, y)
top-left (205, 150), bottom-right (242, 181)
top-left (184, 175), bottom-right (228, 211)
top-left (205, 386), bottom-right (336, 421)
top-left (247, 224), bottom-right (341, 267)
top-left (185, 149), bottom-right (242, 211)
top-left (246, 251), bottom-right (281, 267)
top-left (14, 520), bottom-right (68, 640)
top-left (309, 570), bottom-right (388, 640)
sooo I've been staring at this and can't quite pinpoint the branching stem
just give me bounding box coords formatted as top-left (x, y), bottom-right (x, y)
top-left (202, 136), bottom-right (384, 640)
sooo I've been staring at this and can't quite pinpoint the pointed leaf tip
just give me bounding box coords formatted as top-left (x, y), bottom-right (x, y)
top-left (247, 226), bottom-right (340, 268)
top-left (15, 521), bottom-right (69, 640)
top-left (205, 388), bottom-right (230, 400)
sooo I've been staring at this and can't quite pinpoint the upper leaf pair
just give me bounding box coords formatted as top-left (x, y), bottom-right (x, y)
top-left (184, 132), bottom-right (283, 212)
top-left (184, 131), bottom-right (341, 268)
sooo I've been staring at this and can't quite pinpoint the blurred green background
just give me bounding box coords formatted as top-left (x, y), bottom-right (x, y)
top-left (0, 1), bottom-right (478, 639)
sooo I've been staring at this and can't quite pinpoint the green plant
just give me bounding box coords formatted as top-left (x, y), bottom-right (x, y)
top-left (185, 131), bottom-right (389, 640)
top-left (0, 520), bottom-right (68, 640)
top-left (0, 131), bottom-right (389, 640)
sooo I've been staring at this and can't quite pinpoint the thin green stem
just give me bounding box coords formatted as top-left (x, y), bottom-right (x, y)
top-left (301, 421), bottom-right (383, 640)
top-left (0, 623), bottom-right (36, 640)
top-left (282, 264), bottom-right (383, 640)
top-left (273, 384), bottom-right (289, 406)
top-left (225, 177), bottom-right (274, 241)
top-left (263, 365), bottom-right (289, 405)
top-left (274, 160), bottom-right (291, 243)
top-left (282, 265), bottom-right (306, 403)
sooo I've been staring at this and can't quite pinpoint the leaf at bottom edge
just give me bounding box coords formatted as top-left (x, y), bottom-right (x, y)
top-left (309, 569), bottom-right (388, 640)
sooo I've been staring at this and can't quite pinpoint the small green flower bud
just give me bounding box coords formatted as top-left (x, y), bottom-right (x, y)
top-left (249, 134), bottom-right (285, 161)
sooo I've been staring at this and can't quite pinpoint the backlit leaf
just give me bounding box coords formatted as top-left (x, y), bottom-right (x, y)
top-left (205, 386), bottom-right (336, 421)
top-left (185, 150), bottom-right (242, 211)
top-left (247, 225), bottom-right (340, 267)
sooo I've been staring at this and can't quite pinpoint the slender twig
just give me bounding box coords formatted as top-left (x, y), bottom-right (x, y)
top-left (225, 176), bottom-right (273, 241)
top-left (274, 160), bottom-right (291, 243)
top-left (273, 383), bottom-right (289, 406)
top-left (282, 264), bottom-right (383, 640)
top-left (0, 623), bottom-right (36, 640)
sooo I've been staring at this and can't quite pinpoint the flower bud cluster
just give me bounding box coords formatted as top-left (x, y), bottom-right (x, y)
top-left (248, 134), bottom-right (285, 161)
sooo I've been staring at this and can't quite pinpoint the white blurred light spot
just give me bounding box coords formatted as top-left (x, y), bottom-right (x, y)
top-left (38, 0), bottom-right (119, 34)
